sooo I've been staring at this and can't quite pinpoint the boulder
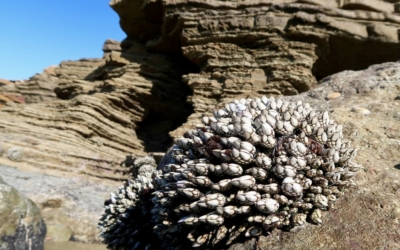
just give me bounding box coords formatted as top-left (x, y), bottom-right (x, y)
top-left (0, 165), bottom-right (119, 244)
top-left (0, 175), bottom-right (46, 250)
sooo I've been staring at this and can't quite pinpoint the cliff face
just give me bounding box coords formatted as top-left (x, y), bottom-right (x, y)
top-left (0, 41), bottom-right (193, 179)
top-left (0, 1), bottom-right (399, 245)
top-left (1, 0), bottom-right (400, 176)
top-left (111, 0), bottom-right (400, 138)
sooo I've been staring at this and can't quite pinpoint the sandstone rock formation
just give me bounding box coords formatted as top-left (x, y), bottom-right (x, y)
top-left (0, 68), bottom-right (58, 106)
top-left (0, 175), bottom-right (47, 250)
top-left (0, 1), bottom-right (400, 245)
top-left (0, 42), bottom-right (194, 179)
top-left (2, 0), bottom-right (400, 174)
top-left (111, 0), bottom-right (400, 139)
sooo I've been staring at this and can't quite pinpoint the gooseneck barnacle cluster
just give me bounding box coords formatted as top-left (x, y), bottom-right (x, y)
top-left (99, 96), bottom-right (362, 250)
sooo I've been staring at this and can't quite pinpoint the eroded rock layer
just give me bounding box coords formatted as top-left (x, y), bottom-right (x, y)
top-left (0, 41), bottom-right (193, 179)
top-left (111, 0), bottom-right (400, 138)
top-left (0, 70), bottom-right (58, 108)
top-left (2, 0), bottom-right (400, 177)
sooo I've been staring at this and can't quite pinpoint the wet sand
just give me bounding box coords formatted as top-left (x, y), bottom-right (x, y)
top-left (44, 241), bottom-right (107, 250)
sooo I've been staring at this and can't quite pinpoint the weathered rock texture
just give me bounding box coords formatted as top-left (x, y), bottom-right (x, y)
top-left (0, 0), bottom-right (399, 247)
top-left (111, 0), bottom-right (400, 139)
top-left (0, 41), bottom-right (194, 179)
top-left (0, 67), bottom-right (59, 107)
top-left (0, 175), bottom-right (46, 250)
top-left (2, 0), bottom-right (400, 175)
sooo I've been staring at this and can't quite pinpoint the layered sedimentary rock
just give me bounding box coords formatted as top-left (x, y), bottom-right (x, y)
top-left (0, 0), bottom-right (399, 246)
top-left (0, 42), bottom-right (193, 179)
top-left (1, 0), bottom-right (400, 176)
top-left (111, 0), bottom-right (400, 140)
top-left (0, 67), bottom-right (59, 107)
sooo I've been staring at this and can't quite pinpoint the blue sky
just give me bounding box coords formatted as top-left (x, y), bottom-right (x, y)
top-left (0, 1), bottom-right (126, 80)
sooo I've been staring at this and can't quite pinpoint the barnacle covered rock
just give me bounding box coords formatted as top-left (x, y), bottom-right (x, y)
top-left (99, 96), bottom-right (362, 249)
top-left (98, 156), bottom-right (161, 250)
